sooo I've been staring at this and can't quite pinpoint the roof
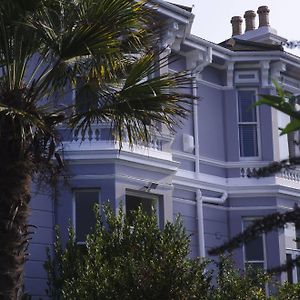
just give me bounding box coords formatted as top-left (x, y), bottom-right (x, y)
top-left (219, 38), bottom-right (284, 52)
top-left (167, 2), bottom-right (193, 12)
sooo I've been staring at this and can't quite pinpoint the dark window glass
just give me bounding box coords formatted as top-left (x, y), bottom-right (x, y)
top-left (75, 190), bottom-right (99, 242)
top-left (125, 194), bottom-right (156, 226)
top-left (297, 255), bottom-right (300, 283)
top-left (75, 77), bottom-right (99, 113)
top-left (286, 254), bottom-right (293, 283)
top-left (245, 237), bottom-right (264, 261)
top-left (296, 224), bottom-right (300, 250)
top-left (238, 91), bottom-right (257, 122)
top-left (238, 90), bottom-right (259, 157)
top-left (245, 262), bottom-right (264, 270)
top-left (239, 124), bottom-right (259, 157)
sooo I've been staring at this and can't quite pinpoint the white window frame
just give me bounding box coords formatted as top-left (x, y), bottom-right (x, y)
top-left (125, 189), bottom-right (160, 225)
top-left (242, 218), bottom-right (267, 271)
top-left (285, 249), bottom-right (300, 283)
top-left (237, 88), bottom-right (261, 161)
top-left (73, 189), bottom-right (101, 244)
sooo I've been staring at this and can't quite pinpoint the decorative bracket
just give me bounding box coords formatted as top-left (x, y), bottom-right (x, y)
top-left (162, 21), bottom-right (185, 52)
top-left (226, 62), bottom-right (235, 87)
top-left (260, 60), bottom-right (270, 87)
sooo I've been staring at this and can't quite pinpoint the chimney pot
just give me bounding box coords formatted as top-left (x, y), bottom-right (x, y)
top-left (257, 5), bottom-right (270, 27)
top-left (231, 16), bottom-right (243, 36)
top-left (244, 10), bottom-right (256, 32)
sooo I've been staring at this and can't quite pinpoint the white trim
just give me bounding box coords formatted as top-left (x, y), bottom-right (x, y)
top-left (70, 174), bottom-right (173, 191)
top-left (174, 151), bottom-right (271, 168)
top-left (64, 148), bottom-right (179, 173)
top-left (285, 249), bottom-right (300, 283)
top-left (198, 79), bottom-right (230, 90)
top-left (235, 71), bottom-right (259, 84)
top-left (203, 203), bottom-right (293, 211)
top-left (174, 197), bottom-right (196, 205)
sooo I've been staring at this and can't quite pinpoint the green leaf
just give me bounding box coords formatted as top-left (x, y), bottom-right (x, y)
top-left (280, 118), bottom-right (300, 135)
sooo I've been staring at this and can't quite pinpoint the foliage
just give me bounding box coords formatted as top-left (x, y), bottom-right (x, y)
top-left (211, 256), bottom-right (270, 300)
top-left (45, 206), bottom-right (300, 300)
top-left (270, 282), bottom-right (300, 300)
top-left (208, 205), bottom-right (300, 257)
top-left (256, 81), bottom-right (300, 135)
top-left (45, 205), bottom-right (211, 300)
top-left (0, 0), bottom-right (195, 296)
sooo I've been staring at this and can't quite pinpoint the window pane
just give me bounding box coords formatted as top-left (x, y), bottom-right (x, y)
top-left (296, 224), bottom-right (300, 250)
top-left (286, 254), bottom-right (293, 283)
top-left (245, 236), bottom-right (264, 261)
top-left (239, 124), bottom-right (258, 157)
top-left (297, 255), bottom-right (300, 283)
top-left (75, 77), bottom-right (98, 113)
top-left (75, 190), bottom-right (99, 242)
top-left (245, 262), bottom-right (264, 271)
top-left (126, 194), bottom-right (156, 225)
top-left (238, 91), bottom-right (257, 122)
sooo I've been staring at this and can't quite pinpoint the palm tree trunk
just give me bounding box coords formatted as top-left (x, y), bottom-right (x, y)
top-left (0, 144), bottom-right (32, 299)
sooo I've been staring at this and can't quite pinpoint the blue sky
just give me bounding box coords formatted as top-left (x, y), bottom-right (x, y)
top-left (168, 0), bottom-right (300, 55)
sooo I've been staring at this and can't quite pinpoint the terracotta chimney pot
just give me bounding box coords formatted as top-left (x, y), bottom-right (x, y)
top-left (257, 6), bottom-right (270, 27)
top-left (244, 10), bottom-right (256, 32)
top-left (231, 16), bottom-right (243, 36)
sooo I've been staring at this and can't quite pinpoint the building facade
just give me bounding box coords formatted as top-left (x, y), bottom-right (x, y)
top-left (25, 1), bottom-right (300, 298)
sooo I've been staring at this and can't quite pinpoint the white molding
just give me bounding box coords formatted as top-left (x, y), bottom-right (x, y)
top-left (174, 197), bottom-right (196, 205)
top-left (203, 202), bottom-right (295, 211)
top-left (174, 150), bottom-right (271, 168)
top-left (70, 173), bottom-right (173, 191)
top-left (64, 148), bottom-right (179, 172)
top-left (197, 79), bottom-right (230, 90)
top-left (235, 70), bottom-right (259, 84)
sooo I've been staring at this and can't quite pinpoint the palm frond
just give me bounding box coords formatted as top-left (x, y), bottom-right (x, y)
top-left (256, 82), bottom-right (300, 135)
top-left (70, 51), bottom-right (194, 145)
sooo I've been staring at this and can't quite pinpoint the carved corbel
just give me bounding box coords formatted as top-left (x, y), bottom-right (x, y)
top-left (226, 62), bottom-right (235, 87)
top-left (270, 61), bottom-right (286, 81)
top-left (260, 60), bottom-right (270, 87)
top-left (162, 21), bottom-right (185, 52)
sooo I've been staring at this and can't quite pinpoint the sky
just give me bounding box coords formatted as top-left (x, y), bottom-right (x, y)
top-left (168, 0), bottom-right (300, 55)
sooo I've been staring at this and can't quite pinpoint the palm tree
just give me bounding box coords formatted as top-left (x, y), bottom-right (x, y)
top-left (0, 0), bottom-right (193, 298)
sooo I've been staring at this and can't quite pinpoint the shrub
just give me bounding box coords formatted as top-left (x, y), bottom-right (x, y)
top-left (45, 205), bottom-right (211, 299)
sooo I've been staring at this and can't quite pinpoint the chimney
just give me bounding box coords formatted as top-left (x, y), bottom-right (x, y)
top-left (257, 6), bottom-right (270, 27)
top-left (231, 16), bottom-right (243, 36)
top-left (244, 10), bottom-right (256, 32)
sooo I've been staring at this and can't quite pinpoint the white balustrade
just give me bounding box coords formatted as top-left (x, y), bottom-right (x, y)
top-left (71, 124), bottom-right (166, 152)
top-left (240, 165), bottom-right (300, 182)
top-left (278, 169), bottom-right (300, 182)
top-left (240, 167), bottom-right (258, 178)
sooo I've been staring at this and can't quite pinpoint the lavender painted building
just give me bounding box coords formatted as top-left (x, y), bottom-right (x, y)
top-left (25, 1), bottom-right (300, 297)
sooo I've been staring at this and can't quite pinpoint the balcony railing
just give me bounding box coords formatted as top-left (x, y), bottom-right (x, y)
top-left (61, 123), bottom-right (173, 159)
top-left (240, 166), bottom-right (300, 183)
